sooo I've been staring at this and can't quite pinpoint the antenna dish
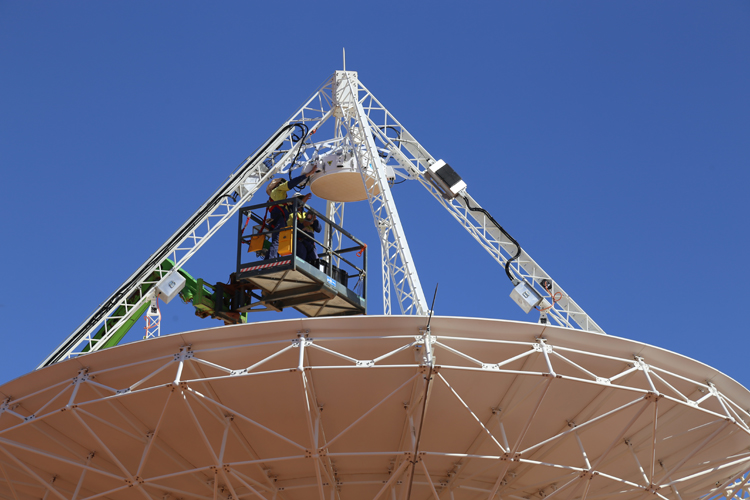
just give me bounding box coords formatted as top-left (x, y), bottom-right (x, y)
top-left (2, 317), bottom-right (748, 499)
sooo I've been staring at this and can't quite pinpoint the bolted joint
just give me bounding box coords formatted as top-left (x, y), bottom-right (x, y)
top-left (644, 484), bottom-right (660, 494)
top-left (707, 382), bottom-right (721, 397)
top-left (579, 470), bottom-right (598, 480)
top-left (173, 346), bottom-right (194, 362)
top-left (292, 337), bottom-right (313, 348)
top-left (72, 371), bottom-right (90, 385)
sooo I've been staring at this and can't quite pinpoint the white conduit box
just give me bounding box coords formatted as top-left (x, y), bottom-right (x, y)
top-left (510, 281), bottom-right (543, 314)
top-left (424, 160), bottom-right (466, 200)
top-left (156, 271), bottom-right (186, 304)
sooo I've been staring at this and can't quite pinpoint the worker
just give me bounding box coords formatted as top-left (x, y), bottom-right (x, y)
top-left (287, 196), bottom-right (322, 265)
top-left (266, 170), bottom-right (315, 260)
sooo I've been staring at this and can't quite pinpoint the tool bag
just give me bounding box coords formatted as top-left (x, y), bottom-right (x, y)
top-left (247, 226), bottom-right (267, 252)
top-left (278, 228), bottom-right (293, 256)
top-left (243, 206), bottom-right (271, 254)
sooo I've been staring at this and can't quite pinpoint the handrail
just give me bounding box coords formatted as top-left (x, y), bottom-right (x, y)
top-left (238, 198), bottom-right (367, 280)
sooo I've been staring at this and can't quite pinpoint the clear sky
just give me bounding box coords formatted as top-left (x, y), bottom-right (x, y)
top-left (1, 2), bottom-right (748, 390)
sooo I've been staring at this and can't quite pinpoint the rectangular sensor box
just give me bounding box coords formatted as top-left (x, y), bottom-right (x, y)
top-left (156, 271), bottom-right (186, 304)
top-left (424, 160), bottom-right (466, 199)
top-left (510, 281), bottom-right (543, 314)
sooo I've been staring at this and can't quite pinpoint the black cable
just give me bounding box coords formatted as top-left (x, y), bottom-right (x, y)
top-left (287, 123), bottom-right (310, 191)
top-left (426, 283), bottom-right (438, 329)
top-left (375, 126), bottom-right (408, 186)
top-left (376, 127), bottom-right (397, 158)
top-left (462, 195), bottom-right (521, 284)
top-left (378, 125), bottom-right (402, 140)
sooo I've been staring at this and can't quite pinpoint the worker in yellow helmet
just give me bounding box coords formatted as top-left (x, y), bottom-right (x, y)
top-left (266, 171), bottom-right (314, 260)
top-left (287, 196), bottom-right (322, 265)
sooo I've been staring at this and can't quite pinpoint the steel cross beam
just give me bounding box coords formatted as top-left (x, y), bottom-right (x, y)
top-left (333, 71), bottom-right (427, 316)
top-left (352, 82), bottom-right (604, 333)
top-left (42, 68), bottom-right (604, 369)
top-left (11, 321), bottom-right (750, 500)
top-left (39, 81), bottom-right (336, 368)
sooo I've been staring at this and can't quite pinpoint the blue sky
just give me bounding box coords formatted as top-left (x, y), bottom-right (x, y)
top-left (1, 2), bottom-right (748, 388)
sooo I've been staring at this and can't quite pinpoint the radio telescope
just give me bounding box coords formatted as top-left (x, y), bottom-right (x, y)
top-left (1, 69), bottom-right (748, 500)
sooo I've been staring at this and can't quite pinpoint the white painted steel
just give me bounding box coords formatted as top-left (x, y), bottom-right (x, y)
top-left (41, 70), bottom-right (605, 369)
top-left (7, 317), bottom-right (750, 500)
top-left (143, 297), bottom-right (161, 340)
top-left (38, 79), bottom-right (337, 367)
top-left (345, 73), bottom-right (427, 316)
top-left (340, 80), bottom-right (603, 332)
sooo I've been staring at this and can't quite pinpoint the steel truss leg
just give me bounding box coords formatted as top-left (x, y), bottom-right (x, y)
top-left (41, 84), bottom-right (335, 366)
top-left (350, 80), bottom-right (603, 333)
top-left (338, 73), bottom-right (427, 316)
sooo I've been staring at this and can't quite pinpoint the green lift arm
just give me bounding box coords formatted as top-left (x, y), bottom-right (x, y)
top-left (86, 260), bottom-right (245, 352)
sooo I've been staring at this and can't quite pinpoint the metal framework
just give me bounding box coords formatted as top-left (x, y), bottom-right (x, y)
top-left (234, 198), bottom-right (367, 317)
top-left (17, 67), bottom-right (745, 500)
top-left (343, 77), bottom-right (603, 333)
top-left (38, 89), bottom-right (335, 367)
top-left (41, 68), bottom-right (606, 368)
top-left (3, 317), bottom-right (749, 499)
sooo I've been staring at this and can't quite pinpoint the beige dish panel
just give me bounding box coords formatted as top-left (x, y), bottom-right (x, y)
top-left (0, 316), bottom-right (747, 500)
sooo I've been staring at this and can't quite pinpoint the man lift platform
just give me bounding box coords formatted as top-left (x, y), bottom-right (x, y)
top-left (235, 196), bottom-right (367, 317)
